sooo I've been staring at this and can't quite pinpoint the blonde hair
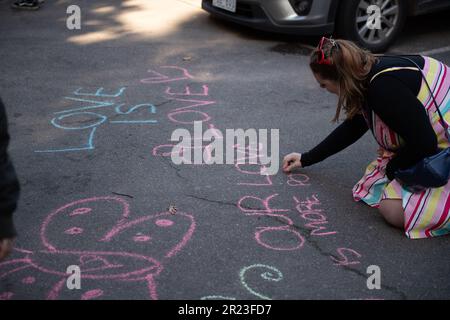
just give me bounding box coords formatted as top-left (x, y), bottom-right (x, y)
top-left (310, 39), bottom-right (377, 122)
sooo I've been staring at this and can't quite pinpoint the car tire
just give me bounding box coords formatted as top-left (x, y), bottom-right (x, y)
top-left (335, 0), bottom-right (407, 52)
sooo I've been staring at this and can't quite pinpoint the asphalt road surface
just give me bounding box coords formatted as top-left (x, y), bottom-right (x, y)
top-left (0, 0), bottom-right (449, 300)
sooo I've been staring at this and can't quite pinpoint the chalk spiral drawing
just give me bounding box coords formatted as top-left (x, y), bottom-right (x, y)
top-left (201, 264), bottom-right (283, 300)
top-left (0, 196), bottom-right (196, 300)
top-left (239, 264), bottom-right (283, 300)
top-left (36, 87), bottom-right (157, 153)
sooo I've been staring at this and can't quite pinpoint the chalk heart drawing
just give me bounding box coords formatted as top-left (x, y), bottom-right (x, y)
top-left (0, 196), bottom-right (195, 300)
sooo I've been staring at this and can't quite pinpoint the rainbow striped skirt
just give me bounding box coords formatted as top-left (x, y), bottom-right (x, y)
top-left (353, 56), bottom-right (450, 239)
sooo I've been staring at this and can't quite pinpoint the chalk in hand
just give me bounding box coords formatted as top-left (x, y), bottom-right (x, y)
top-left (168, 205), bottom-right (177, 215)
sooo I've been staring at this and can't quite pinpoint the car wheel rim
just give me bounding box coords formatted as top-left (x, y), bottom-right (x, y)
top-left (355, 0), bottom-right (399, 45)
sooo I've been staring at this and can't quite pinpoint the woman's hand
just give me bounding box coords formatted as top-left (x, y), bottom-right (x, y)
top-left (0, 238), bottom-right (14, 261)
top-left (377, 147), bottom-right (395, 159)
top-left (282, 153), bottom-right (302, 173)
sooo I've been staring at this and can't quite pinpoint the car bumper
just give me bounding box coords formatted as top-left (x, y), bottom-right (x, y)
top-left (202, 0), bottom-right (335, 35)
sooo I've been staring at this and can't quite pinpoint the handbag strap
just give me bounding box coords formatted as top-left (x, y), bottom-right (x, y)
top-left (370, 66), bottom-right (421, 83)
top-left (371, 55), bottom-right (450, 141)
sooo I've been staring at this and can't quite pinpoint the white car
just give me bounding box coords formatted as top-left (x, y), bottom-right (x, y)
top-left (202, 0), bottom-right (450, 52)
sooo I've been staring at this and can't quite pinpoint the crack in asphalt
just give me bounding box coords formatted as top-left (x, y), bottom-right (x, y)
top-left (158, 156), bottom-right (190, 183)
top-left (184, 193), bottom-right (408, 299)
top-left (155, 100), bottom-right (172, 108)
top-left (185, 194), bottom-right (262, 211)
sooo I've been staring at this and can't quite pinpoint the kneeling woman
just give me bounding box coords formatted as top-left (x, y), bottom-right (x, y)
top-left (283, 37), bottom-right (450, 239)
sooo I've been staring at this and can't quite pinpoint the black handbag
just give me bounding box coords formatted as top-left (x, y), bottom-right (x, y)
top-left (395, 148), bottom-right (450, 193)
top-left (378, 56), bottom-right (450, 193)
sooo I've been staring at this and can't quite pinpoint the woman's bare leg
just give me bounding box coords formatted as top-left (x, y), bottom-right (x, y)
top-left (379, 199), bottom-right (404, 228)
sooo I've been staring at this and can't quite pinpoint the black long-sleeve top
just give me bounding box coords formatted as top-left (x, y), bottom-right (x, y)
top-left (0, 97), bottom-right (20, 239)
top-left (301, 55), bottom-right (439, 180)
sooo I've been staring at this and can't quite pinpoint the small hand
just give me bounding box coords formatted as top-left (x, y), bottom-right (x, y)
top-left (282, 152), bottom-right (302, 173)
top-left (0, 238), bottom-right (14, 261)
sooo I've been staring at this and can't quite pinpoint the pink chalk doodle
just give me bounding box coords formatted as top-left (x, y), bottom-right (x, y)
top-left (293, 195), bottom-right (337, 236)
top-left (141, 66), bottom-right (216, 124)
top-left (0, 196), bottom-right (196, 300)
top-left (287, 174), bottom-right (310, 187)
top-left (81, 289), bottom-right (104, 300)
top-left (152, 123), bottom-right (222, 164)
top-left (152, 143), bottom-right (212, 164)
top-left (64, 227), bottom-right (84, 235)
top-left (145, 66), bottom-right (221, 162)
top-left (331, 248), bottom-right (362, 266)
top-left (133, 235), bottom-right (151, 242)
top-left (168, 109), bottom-right (212, 124)
top-left (255, 226), bottom-right (305, 251)
top-left (237, 194), bottom-right (305, 251)
top-left (152, 143), bottom-right (182, 157)
top-left (69, 207), bottom-right (92, 216)
top-left (234, 144), bottom-right (273, 186)
top-left (21, 276), bottom-right (36, 284)
top-left (140, 66), bottom-right (194, 84)
top-left (292, 194), bottom-right (321, 211)
top-left (155, 219), bottom-right (174, 227)
top-left (167, 99), bottom-right (216, 125)
top-left (236, 166), bottom-right (273, 186)
top-left (0, 292), bottom-right (14, 300)
top-left (238, 194), bottom-right (290, 216)
top-left (170, 98), bottom-right (216, 112)
top-left (165, 85), bottom-right (209, 96)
